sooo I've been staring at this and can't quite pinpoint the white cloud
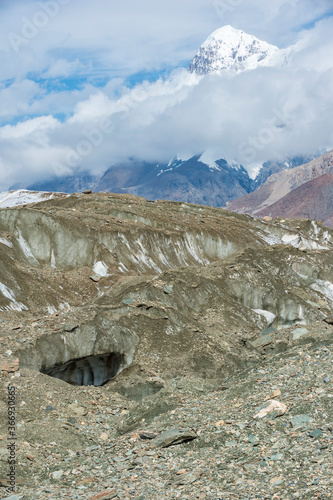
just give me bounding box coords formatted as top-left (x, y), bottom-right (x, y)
top-left (0, 115), bottom-right (59, 139)
top-left (0, 79), bottom-right (42, 120)
top-left (0, 0), bottom-right (215, 82)
top-left (44, 59), bottom-right (82, 78)
top-left (1, 0), bottom-right (331, 82)
top-left (212, 0), bottom-right (333, 46)
top-left (0, 1), bottom-right (332, 189)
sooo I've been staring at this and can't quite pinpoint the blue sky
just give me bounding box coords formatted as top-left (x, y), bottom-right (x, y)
top-left (0, 0), bottom-right (332, 189)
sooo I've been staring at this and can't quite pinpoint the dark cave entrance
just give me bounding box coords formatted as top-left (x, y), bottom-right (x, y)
top-left (41, 352), bottom-right (125, 386)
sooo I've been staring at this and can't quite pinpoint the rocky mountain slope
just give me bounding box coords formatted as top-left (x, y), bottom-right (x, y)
top-left (229, 150), bottom-right (333, 226)
top-left (0, 193), bottom-right (332, 498)
top-left (254, 174), bottom-right (333, 227)
top-left (253, 155), bottom-right (317, 189)
top-left (188, 25), bottom-right (288, 75)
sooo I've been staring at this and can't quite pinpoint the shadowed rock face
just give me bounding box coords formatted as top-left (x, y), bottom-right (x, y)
top-left (17, 315), bottom-right (139, 385)
top-left (42, 353), bottom-right (125, 386)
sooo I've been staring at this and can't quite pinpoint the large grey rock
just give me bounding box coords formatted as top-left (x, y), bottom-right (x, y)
top-left (153, 429), bottom-right (197, 448)
top-left (290, 328), bottom-right (308, 341)
top-left (290, 414), bottom-right (313, 429)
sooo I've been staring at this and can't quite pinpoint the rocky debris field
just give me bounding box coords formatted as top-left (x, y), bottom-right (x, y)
top-left (0, 193), bottom-right (332, 499)
top-left (0, 319), bottom-right (332, 499)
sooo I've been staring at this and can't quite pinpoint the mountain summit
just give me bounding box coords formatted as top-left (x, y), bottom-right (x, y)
top-left (189, 25), bottom-right (284, 74)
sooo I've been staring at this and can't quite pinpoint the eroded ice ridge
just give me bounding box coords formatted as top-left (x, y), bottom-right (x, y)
top-left (0, 282), bottom-right (28, 312)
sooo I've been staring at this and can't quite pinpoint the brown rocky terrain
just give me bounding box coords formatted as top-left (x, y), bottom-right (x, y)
top-left (228, 150), bottom-right (333, 227)
top-left (255, 174), bottom-right (333, 227)
top-left (0, 193), bottom-right (332, 499)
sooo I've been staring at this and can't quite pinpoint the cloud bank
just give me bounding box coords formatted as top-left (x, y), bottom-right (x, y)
top-left (0, 0), bottom-right (332, 189)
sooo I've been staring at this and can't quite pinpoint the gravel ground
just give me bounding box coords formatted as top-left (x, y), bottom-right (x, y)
top-left (0, 322), bottom-right (332, 500)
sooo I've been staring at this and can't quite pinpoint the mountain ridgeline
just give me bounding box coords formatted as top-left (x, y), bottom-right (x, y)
top-left (28, 153), bottom-right (319, 209)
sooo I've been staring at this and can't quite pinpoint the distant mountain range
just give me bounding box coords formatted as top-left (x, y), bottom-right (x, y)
top-left (28, 173), bottom-right (98, 196)
top-left (27, 152), bottom-right (320, 208)
top-left (28, 155), bottom-right (253, 207)
top-left (95, 155), bottom-right (254, 207)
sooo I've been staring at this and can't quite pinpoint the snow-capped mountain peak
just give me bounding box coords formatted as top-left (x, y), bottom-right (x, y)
top-left (189, 25), bottom-right (286, 75)
top-left (199, 152), bottom-right (221, 171)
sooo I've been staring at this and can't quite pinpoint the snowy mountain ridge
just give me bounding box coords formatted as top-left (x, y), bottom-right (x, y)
top-left (156, 153), bottom-right (242, 177)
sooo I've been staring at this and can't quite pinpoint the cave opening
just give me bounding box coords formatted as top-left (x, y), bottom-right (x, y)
top-left (41, 352), bottom-right (125, 386)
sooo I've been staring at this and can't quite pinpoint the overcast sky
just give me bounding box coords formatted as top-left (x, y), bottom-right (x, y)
top-left (0, 0), bottom-right (332, 189)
